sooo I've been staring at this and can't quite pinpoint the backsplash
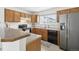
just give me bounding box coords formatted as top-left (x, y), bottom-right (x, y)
top-left (6, 22), bottom-right (32, 29)
top-left (34, 22), bottom-right (59, 30)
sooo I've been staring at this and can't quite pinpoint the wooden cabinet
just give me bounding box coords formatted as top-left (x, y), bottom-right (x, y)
top-left (5, 9), bottom-right (20, 22)
top-left (57, 8), bottom-right (79, 22)
top-left (5, 9), bottom-right (31, 22)
top-left (42, 29), bottom-right (48, 41)
top-left (5, 9), bottom-right (14, 22)
top-left (31, 15), bottom-right (37, 23)
top-left (31, 28), bottom-right (36, 33)
top-left (14, 11), bottom-right (20, 22)
top-left (5, 9), bottom-right (38, 23)
top-left (20, 12), bottom-right (25, 17)
top-left (32, 28), bottom-right (48, 41)
top-left (26, 37), bottom-right (41, 51)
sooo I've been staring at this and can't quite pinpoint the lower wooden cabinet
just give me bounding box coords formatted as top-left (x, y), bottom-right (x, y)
top-left (42, 29), bottom-right (48, 41)
top-left (32, 28), bottom-right (48, 41)
top-left (26, 37), bottom-right (41, 51)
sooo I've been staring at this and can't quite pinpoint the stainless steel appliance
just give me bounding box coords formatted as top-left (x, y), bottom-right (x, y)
top-left (60, 12), bottom-right (79, 51)
top-left (18, 24), bottom-right (31, 32)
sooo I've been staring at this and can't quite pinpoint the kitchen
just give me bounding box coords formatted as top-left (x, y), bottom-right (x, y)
top-left (0, 7), bottom-right (79, 51)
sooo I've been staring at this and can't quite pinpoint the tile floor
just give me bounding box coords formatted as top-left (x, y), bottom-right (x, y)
top-left (41, 40), bottom-right (63, 51)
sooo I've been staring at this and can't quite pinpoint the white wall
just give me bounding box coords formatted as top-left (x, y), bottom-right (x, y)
top-left (0, 7), bottom-right (5, 50)
top-left (0, 7), bottom-right (6, 28)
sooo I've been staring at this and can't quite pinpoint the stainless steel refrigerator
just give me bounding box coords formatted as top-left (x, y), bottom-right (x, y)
top-left (60, 12), bottom-right (79, 51)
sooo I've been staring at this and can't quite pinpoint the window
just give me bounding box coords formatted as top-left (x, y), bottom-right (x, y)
top-left (39, 14), bottom-right (57, 24)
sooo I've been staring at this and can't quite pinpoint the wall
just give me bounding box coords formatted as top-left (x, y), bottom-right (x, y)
top-left (0, 7), bottom-right (5, 50)
top-left (6, 22), bottom-right (32, 29)
top-left (0, 7), bottom-right (5, 28)
top-left (34, 14), bottom-right (59, 30)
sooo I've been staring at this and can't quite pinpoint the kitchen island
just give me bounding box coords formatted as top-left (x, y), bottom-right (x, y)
top-left (0, 28), bottom-right (41, 51)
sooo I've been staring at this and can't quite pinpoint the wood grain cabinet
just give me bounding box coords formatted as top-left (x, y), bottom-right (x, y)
top-left (5, 9), bottom-right (14, 22)
top-left (14, 11), bottom-right (20, 22)
top-left (20, 12), bottom-right (25, 17)
top-left (31, 15), bottom-right (37, 23)
top-left (42, 29), bottom-right (48, 41)
top-left (26, 37), bottom-right (41, 51)
top-left (5, 9), bottom-right (31, 22)
top-left (32, 28), bottom-right (48, 41)
top-left (31, 28), bottom-right (36, 33)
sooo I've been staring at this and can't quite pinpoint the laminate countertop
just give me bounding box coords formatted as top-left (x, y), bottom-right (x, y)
top-left (0, 28), bottom-right (30, 42)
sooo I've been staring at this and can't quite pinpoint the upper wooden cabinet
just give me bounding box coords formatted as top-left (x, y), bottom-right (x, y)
top-left (5, 9), bottom-right (37, 23)
top-left (69, 7), bottom-right (79, 13)
top-left (57, 7), bottom-right (79, 22)
top-left (5, 9), bottom-right (31, 22)
top-left (31, 15), bottom-right (37, 23)
top-left (20, 12), bottom-right (25, 17)
top-left (14, 11), bottom-right (20, 22)
top-left (5, 9), bottom-right (14, 22)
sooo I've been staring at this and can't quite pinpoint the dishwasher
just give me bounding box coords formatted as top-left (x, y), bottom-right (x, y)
top-left (48, 30), bottom-right (57, 45)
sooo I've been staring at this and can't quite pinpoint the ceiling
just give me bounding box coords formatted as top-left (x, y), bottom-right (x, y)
top-left (6, 7), bottom-right (72, 15)
top-left (15, 7), bottom-right (53, 12)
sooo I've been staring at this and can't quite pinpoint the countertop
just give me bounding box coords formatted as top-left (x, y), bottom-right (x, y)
top-left (26, 33), bottom-right (41, 45)
top-left (0, 28), bottom-right (30, 42)
top-left (32, 27), bottom-right (59, 31)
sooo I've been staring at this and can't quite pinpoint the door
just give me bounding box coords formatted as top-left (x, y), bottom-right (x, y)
top-left (68, 12), bottom-right (79, 51)
top-left (60, 14), bottom-right (68, 50)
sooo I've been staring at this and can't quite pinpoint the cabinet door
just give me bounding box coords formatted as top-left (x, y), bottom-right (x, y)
top-left (14, 11), bottom-right (20, 22)
top-left (20, 12), bottom-right (25, 17)
top-left (35, 28), bottom-right (41, 35)
top-left (26, 38), bottom-right (41, 51)
top-left (42, 29), bottom-right (48, 41)
top-left (31, 15), bottom-right (37, 23)
top-left (24, 13), bottom-right (28, 18)
top-left (5, 9), bottom-right (14, 22)
top-left (31, 28), bottom-right (36, 33)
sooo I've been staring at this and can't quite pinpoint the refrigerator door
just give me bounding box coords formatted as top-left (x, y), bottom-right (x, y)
top-left (60, 14), bottom-right (68, 50)
top-left (68, 12), bottom-right (79, 51)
